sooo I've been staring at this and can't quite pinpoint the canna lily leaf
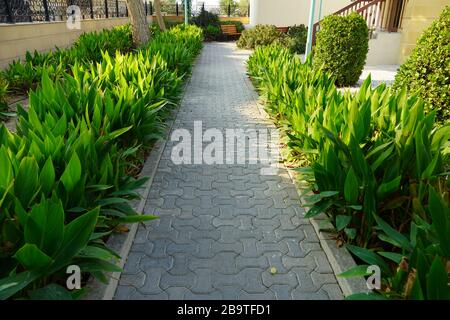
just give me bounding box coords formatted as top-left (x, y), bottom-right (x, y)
top-left (14, 243), bottom-right (53, 270)
top-left (338, 265), bottom-right (371, 278)
top-left (60, 153), bottom-right (82, 193)
top-left (374, 214), bottom-right (412, 251)
top-left (15, 156), bottom-right (40, 208)
top-left (0, 271), bottom-right (40, 300)
top-left (344, 168), bottom-right (359, 204)
top-left (336, 215), bottom-right (352, 231)
top-left (39, 157), bottom-right (55, 195)
top-left (28, 283), bottom-right (73, 300)
top-left (346, 244), bottom-right (391, 275)
top-left (426, 256), bottom-right (450, 300)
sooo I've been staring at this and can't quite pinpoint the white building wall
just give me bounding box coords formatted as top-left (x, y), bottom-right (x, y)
top-left (250, 0), bottom-right (352, 26)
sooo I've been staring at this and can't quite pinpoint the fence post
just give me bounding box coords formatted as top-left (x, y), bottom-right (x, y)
top-left (3, 0), bottom-right (14, 23)
top-left (43, 0), bottom-right (50, 21)
top-left (176, 3), bottom-right (179, 16)
top-left (104, 0), bottom-right (109, 18)
top-left (248, 4), bottom-right (250, 17)
top-left (89, 0), bottom-right (94, 18)
top-left (227, 4), bottom-right (231, 17)
top-left (145, 0), bottom-right (148, 15)
top-left (115, 0), bottom-right (119, 17)
top-left (149, 1), bottom-right (153, 15)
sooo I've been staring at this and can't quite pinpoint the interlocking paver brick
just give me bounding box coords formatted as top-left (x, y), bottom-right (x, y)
top-left (115, 43), bottom-right (341, 300)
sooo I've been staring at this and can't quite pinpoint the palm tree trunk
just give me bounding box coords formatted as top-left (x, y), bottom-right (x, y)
top-left (154, 0), bottom-right (167, 31)
top-left (126, 0), bottom-right (151, 45)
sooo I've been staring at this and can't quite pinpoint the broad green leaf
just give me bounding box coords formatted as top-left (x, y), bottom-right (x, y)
top-left (338, 265), bottom-right (370, 278)
top-left (39, 157), bottom-right (55, 195)
top-left (24, 198), bottom-right (65, 256)
top-left (117, 214), bottom-right (159, 224)
top-left (344, 168), bottom-right (359, 204)
top-left (76, 258), bottom-right (122, 273)
top-left (378, 252), bottom-right (403, 264)
top-left (60, 153), bottom-right (82, 193)
top-left (14, 243), bottom-right (53, 270)
top-left (28, 283), bottom-right (73, 300)
top-left (336, 215), bottom-right (352, 231)
top-left (0, 147), bottom-right (13, 190)
top-left (376, 176), bottom-right (401, 200)
top-left (15, 156), bottom-right (39, 207)
top-left (426, 257), bottom-right (450, 300)
top-left (78, 245), bottom-right (119, 261)
top-left (346, 245), bottom-right (391, 275)
top-left (0, 271), bottom-right (40, 300)
top-left (428, 187), bottom-right (450, 257)
top-left (50, 207), bottom-right (99, 273)
top-left (304, 200), bottom-right (333, 218)
top-left (374, 214), bottom-right (412, 251)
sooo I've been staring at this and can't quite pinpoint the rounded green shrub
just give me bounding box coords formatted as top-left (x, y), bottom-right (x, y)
top-left (393, 6), bottom-right (450, 122)
top-left (237, 24), bottom-right (283, 49)
top-left (313, 13), bottom-right (369, 87)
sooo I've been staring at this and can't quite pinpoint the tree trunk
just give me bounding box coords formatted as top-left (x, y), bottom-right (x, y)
top-left (154, 0), bottom-right (166, 31)
top-left (126, 0), bottom-right (151, 45)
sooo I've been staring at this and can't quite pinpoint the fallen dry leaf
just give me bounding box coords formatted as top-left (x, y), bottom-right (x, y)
top-left (114, 225), bottom-right (130, 234)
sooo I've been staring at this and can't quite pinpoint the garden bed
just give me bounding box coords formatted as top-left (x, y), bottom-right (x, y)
top-left (247, 44), bottom-right (450, 300)
top-left (0, 24), bottom-right (204, 300)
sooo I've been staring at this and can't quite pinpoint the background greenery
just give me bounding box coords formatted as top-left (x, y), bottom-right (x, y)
top-left (393, 6), bottom-right (449, 123)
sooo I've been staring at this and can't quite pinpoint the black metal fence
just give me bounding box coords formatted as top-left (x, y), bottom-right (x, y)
top-left (192, 4), bottom-right (249, 17)
top-left (0, 1), bottom-right (248, 24)
top-left (0, 0), bottom-right (134, 23)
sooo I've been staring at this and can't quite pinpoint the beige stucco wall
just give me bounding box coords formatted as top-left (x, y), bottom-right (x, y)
top-left (249, 0), bottom-right (352, 26)
top-left (0, 17), bottom-right (153, 69)
top-left (398, 0), bottom-right (449, 63)
top-left (366, 31), bottom-right (402, 65)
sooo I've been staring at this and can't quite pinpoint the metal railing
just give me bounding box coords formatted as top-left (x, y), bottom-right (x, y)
top-left (312, 0), bottom-right (406, 44)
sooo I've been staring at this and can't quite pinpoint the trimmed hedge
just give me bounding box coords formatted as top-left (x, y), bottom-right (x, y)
top-left (313, 13), bottom-right (369, 87)
top-left (393, 6), bottom-right (450, 123)
top-left (237, 24), bottom-right (282, 49)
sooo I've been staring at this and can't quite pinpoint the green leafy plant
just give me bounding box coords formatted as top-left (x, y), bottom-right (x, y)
top-left (0, 76), bottom-right (8, 117)
top-left (0, 25), bottom-right (203, 300)
top-left (237, 24), bottom-right (285, 50)
top-left (313, 13), bottom-right (369, 87)
top-left (393, 6), bottom-right (450, 123)
top-left (204, 25), bottom-right (221, 41)
top-left (247, 44), bottom-right (450, 300)
top-left (287, 24), bottom-right (307, 54)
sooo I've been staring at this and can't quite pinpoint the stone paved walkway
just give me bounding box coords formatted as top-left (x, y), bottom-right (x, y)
top-left (114, 42), bottom-right (343, 300)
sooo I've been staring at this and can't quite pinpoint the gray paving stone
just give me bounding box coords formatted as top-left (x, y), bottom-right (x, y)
top-left (115, 42), bottom-right (339, 300)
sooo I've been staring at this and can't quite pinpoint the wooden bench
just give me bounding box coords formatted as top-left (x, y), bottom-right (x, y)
top-left (277, 27), bottom-right (290, 34)
top-left (221, 24), bottom-right (241, 40)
